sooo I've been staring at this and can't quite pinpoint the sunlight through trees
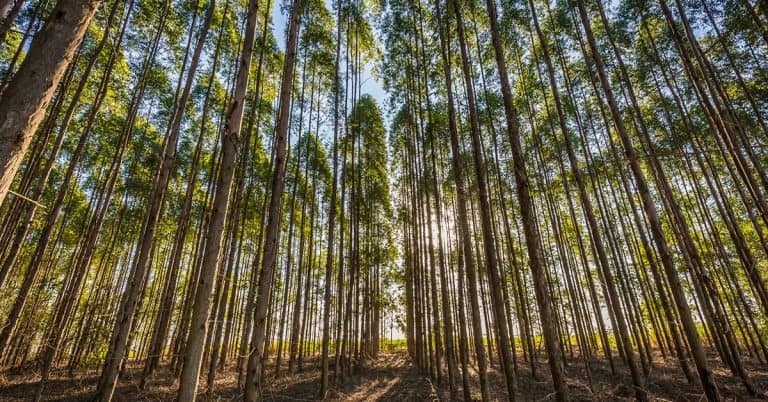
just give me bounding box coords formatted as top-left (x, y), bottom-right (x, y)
top-left (0, 0), bottom-right (767, 400)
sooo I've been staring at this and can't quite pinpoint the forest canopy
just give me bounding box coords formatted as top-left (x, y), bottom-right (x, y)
top-left (0, 0), bottom-right (767, 401)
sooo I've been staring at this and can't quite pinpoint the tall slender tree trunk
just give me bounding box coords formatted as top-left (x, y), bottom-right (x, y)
top-left (435, 0), bottom-right (490, 399)
top-left (175, 0), bottom-right (261, 399)
top-left (526, 0), bottom-right (644, 397)
top-left (94, 3), bottom-right (216, 399)
top-left (574, 0), bottom-right (720, 399)
top-left (243, 0), bottom-right (302, 399)
top-left (480, 0), bottom-right (567, 399)
top-left (320, 0), bottom-right (343, 393)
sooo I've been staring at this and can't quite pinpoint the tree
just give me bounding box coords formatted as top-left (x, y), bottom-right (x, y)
top-left (0, 0), bottom-right (101, 205)
top-left (243, 0), bottom-right (303, 399)
top-left (175, 0), bottom-right (262, 399)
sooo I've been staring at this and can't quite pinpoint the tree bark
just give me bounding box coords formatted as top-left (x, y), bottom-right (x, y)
top-left (574, 0), bottom-right (720, 399)
top-left (175, 0), bottom-right (260, 399)
top-left (481, 0), bottom-right (567, 398)
top-left (0, 0), bottom-right (100, 206)
top-left (243, 0), bottom-right (302, 399)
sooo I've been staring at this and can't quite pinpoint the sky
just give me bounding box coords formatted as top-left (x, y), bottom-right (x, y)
top-left (270, 0), bottom-right (390, 121)
top-left (270, 2), bottom-right (403, 338)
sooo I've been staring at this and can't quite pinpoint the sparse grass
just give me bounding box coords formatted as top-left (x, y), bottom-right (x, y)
top-left (0, 346), bottom-right (766, 401)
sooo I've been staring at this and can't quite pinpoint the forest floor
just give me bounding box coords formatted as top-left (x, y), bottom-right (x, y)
top-left (0, 349), bottom-right (766, 401)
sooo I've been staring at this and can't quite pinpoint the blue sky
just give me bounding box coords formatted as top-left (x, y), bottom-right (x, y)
top-left (270, 2), bottom-right (401, 338)
top-left (270, 0), bottom-right (389, 121)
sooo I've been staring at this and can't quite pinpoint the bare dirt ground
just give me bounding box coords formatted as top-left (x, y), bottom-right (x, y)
top-left (0, 352), bottom-right (436, 401)
top-left (0, 350), bottom-right (766, 401)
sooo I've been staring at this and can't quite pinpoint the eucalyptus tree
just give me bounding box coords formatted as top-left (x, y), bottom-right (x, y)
top-left (320, 0), bottom-right (344, 392)
top-left (432, 0), bottom-right (486, 398)
top-left (0, 0), bottom-right (101, 205)
top-left (175, 0), bottom-right (263, 397)
top-left (94, 2), bottom-right (218, 399)
top-left (525, 0), bottom-right (644, 398)
top-left (573, 0), bottom-right (721, 399)
top-left (1, 0), bottom-right (768, 400)
top-left (243, 0), bottom-right (305, 398)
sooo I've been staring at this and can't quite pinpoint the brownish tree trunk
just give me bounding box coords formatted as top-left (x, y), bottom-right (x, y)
top-left (481, 0), bottom-right (567, 398)
top-left (175, 0), bottom-right (260, 399)
top-left (526, 0), bottom-right (644, 397)
top-left (243, 0), bottom-right (302, 399)
top-left (94, 2), bottom-right (216, 399)
top-left (320, 0), bottom-right (343, 393)
top-left (0, 0), bottom-right (101, 205)
top-left (574, 0), bottom-right (720, 399)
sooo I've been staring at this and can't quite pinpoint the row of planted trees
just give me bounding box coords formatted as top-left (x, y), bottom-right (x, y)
top-left (384, 0), bottom-right (768, 400)
top-left (0, 0), bottom-right (396, 400)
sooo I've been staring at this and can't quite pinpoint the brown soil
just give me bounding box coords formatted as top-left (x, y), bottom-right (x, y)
top-left (0, 350), bottom-right (766, 401)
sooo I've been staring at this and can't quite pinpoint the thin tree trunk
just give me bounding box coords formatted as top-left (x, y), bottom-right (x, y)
top-left (574, 1), bottom-right (720, 399)
top-left (243, 0), bottom-right (302, 399)
top-left (175, 0), bottom-right (260, 399)
top-left (480, 0), bottom-right (567, 398)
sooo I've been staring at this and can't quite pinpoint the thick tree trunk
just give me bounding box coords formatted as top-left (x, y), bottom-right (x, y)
top-left (0, 0), bottom-right (100, 205)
